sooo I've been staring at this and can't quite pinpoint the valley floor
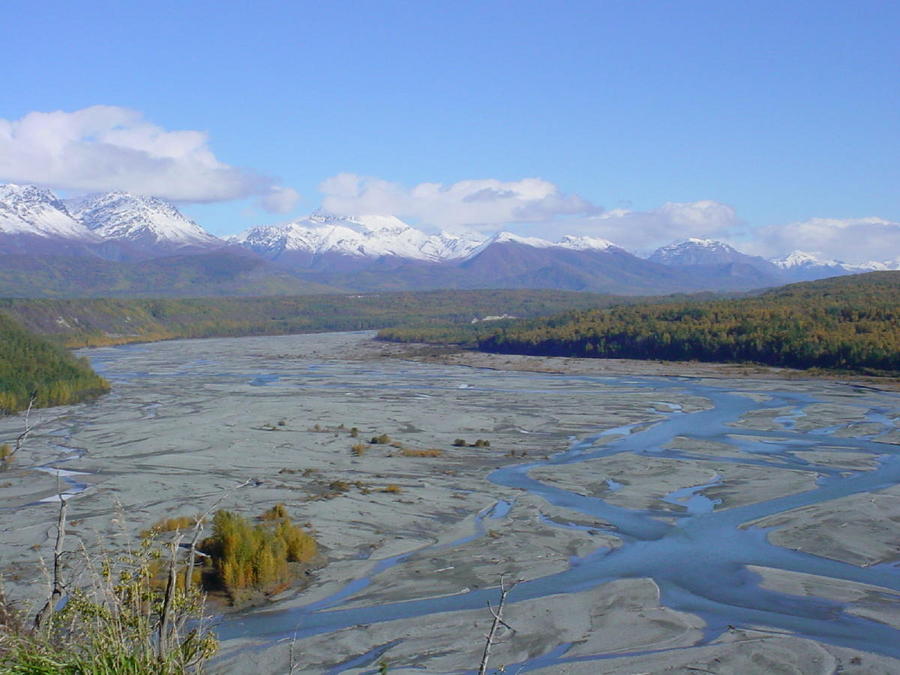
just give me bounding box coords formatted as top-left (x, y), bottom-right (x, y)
top-left (0, 332), bottom-right (897, 673)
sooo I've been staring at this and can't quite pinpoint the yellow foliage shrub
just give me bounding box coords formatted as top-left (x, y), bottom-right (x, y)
top-left (399, 448), bottom-right (443, 457)
top-left (201, 506), bottom-right (317, 599)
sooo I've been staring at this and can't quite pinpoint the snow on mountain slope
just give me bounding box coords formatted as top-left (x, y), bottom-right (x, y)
top-left (0, 184), bottom-right (97, 240)
top-left (67, 192), bottom-right (221, 247)
top-left (773, 250), bottom-right (900, 274)
top-left (771, 251), bottom-right (842, 270)
top-left (556, 234), bottom-right (619, 251)
top-left (230, 212), bottom-right (483, 263)
top-left (648, 238), bottom-right (750, 266)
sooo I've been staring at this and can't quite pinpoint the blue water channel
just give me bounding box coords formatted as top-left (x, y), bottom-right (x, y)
top-left (70, 337), bottom-right (900, 668)
top-left (208, 374), bottom-right (900, 667)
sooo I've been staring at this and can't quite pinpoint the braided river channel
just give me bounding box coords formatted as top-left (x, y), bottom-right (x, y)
top-left (1, 331), bottom-right (897, 673)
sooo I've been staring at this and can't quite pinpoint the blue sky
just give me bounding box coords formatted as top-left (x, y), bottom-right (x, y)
top-left (1, 0), bottom-right (898, 261)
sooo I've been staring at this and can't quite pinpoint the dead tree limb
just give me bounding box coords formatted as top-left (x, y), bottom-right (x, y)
top-left (34, 496), bottom-right (67, 629)
top-left (158, 534), bottom-right (183, 660)
top-left (478, 575), bottom-right (519, 675)
top-left (10, 395), bottom-right (36, 460)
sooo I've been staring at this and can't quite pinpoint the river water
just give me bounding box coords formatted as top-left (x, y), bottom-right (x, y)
top-left (2, 332), bottom-right (897, 672)
top-left (212, 372), bottom-right (900, 669)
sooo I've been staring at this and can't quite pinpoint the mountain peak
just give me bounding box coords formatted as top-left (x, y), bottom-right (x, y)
top-left (230, 213), bottom-right (482, 263)
top-left (0, 183), bottom-right (96, 240)
top-left (649, 238), bottom-right (746, 266)
top-left (67, 192), bottom-right (220, 247)
top-left (555, 234), bottom-right (618, 252)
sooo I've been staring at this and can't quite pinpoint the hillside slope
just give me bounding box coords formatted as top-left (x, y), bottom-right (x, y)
top-left (0, 312), bottom-right (109, 414)
top-left (471, 272), bottom-right (899, 373)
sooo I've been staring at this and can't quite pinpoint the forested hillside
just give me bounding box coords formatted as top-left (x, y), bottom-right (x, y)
top-left (377, 273), bottom-right (899, 374)
top-left (0, 289), bottom-right (630, 348)
top-left (0, 312), bottom-right (109, 413)
top-left (470, 273), bottom-right (898, 373)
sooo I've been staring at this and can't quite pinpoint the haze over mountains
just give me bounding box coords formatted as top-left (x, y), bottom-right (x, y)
top-left (0, 183), bottom-right (896, 298)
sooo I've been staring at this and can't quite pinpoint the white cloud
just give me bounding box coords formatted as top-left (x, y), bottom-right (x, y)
top-left (0, 106), bottom-right (293, 205)
top-left (746, 217), bottom-right (900, 264)
top-left (257, 186), bottom-right (301, 214)
top-left (319, 173), bottom-right (599, 232)
top-left (561, 200), bottom-right (743, 253)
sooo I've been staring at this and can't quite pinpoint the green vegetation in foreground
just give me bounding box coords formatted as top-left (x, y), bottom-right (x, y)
top-left (381, 272), bottom-right (900, 374)
top-left (0, 289), bottom-right (665, 349)
top-left (1, 503), bottom-right (319, 672)
top-left (0, 311), bottom-right (109, 414)
top-left (0, 532), bottom-right (216, 674)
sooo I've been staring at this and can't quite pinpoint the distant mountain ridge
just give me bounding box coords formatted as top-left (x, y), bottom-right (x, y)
top-left (1, 183), bottom-right (897, 297)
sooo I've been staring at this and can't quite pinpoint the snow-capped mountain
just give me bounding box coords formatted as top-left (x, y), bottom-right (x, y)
top-left (0, 184), bottom-right (96, 240)
top-left (232, 214), bottom-right (627, 270)
top-left (2, 183), bottom-right (896, 296)
top-left (556, 234), bottom-right (619, 252)
top-left (461, 231), bottom-right (620, 261)
top-left (648, 238), bottom-right (772, 269)
top-left (230, 212), bottom-right (483, 264)
top-left (67, 192), bottom-right (221, 248)
top-left (772, 250), bottom-right (900, 281)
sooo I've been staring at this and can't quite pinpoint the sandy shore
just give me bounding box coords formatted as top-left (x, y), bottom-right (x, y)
top-left (0, 332), bottom-right (897, 673)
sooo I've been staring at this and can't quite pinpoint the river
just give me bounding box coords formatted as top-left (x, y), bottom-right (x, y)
top-left (0, 331), bottom-right (897, 673)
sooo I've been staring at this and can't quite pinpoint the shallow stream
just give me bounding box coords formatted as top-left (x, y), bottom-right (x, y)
top-left (2, 332), bottom-right (896, 671)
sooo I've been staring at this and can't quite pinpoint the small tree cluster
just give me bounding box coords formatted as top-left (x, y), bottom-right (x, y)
top-left (201, 505), bottom-right (317, 600)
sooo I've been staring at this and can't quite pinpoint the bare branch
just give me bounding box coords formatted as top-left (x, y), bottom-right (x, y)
top-left (158, 534), bottom-right (183, 660)
top-left (8, 395), bottom-right (36, 461)
top-left (478, 575), bottom-right (520, 675)
top-left (184, 478), bottom-right (253, 588)
top-left (34, 496), bottom-right (67, 629)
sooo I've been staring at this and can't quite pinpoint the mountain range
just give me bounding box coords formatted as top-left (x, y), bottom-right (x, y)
top-left (0, 183), bottom-right (896, 297)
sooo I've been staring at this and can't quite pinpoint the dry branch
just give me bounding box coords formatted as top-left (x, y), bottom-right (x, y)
top-left (478, 575), bottom-right (519, 675)
top-left (34, 496), bottom-right (67, 629)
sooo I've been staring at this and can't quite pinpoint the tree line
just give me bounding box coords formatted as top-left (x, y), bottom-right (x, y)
top-left (475, 273), bottom-right (899, 373)
top-left (377, 272), bottom-right (899, 374)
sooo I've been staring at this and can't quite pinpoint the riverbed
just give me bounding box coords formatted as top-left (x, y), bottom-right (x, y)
top-left (0, 332), bottom-right (897, 673)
